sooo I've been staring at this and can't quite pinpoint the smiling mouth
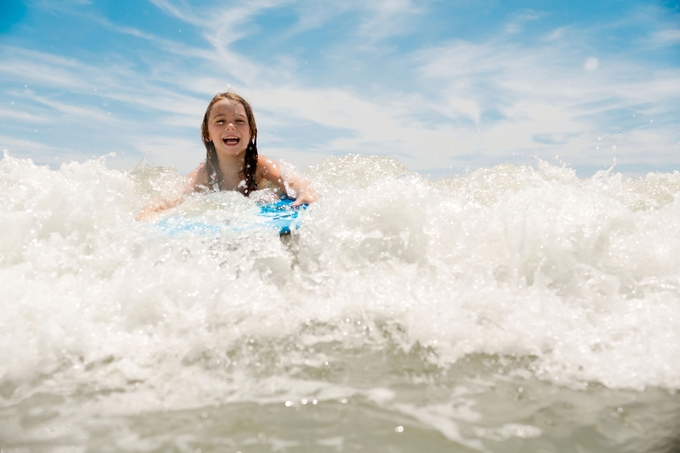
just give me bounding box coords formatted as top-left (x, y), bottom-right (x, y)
top-left (223, 137), bottom-right (240, 145)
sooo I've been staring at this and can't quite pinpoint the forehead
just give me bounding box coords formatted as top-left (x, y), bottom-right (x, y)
top-left (209, 99), bottom-right (247, 118)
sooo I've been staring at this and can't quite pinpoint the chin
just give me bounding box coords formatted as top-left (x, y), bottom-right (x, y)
top-left (218, 148), bottom-right (247, 158)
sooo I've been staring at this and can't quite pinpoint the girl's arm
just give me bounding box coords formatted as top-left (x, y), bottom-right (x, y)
top-left (257, 156), bottom-right (317, 207)
top-left (135, 163), bottom-right (208, 221)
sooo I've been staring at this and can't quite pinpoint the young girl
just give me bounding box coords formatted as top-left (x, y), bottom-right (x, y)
top-left (137, 92), bottom-right (316, 220)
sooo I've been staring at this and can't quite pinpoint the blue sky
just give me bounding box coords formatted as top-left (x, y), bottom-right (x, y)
top-left (1, 0), bottom-right (678, 176)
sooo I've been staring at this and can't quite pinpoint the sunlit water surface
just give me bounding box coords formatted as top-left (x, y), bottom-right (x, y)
top-left (1, 153), bottom-right (679, 452)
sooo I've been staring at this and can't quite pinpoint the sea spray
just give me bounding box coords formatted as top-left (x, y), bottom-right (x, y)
top-left (1, 153), bottom-right (679, 451)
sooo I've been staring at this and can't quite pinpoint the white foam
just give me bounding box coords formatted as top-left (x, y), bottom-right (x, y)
top-left (1, 153), bottom-right (679, 417)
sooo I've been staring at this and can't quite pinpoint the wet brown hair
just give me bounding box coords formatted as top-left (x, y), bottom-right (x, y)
top-left (201, 92), bottom-right (258, 194)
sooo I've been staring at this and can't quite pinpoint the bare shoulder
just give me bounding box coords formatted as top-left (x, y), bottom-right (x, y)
top-left (256, 155), bottom-right (283, 181)
top-left (186, 162), bottom-right (209, 191)
top-left (257, 155), bottom-right (280, 173)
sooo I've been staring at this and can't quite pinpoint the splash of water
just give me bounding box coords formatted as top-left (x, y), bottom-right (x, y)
top-left (1, 153), bottom-right (679, 450)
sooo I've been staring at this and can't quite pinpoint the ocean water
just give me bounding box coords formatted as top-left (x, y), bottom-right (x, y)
top-left (1, 151), bottom-right (679, 452)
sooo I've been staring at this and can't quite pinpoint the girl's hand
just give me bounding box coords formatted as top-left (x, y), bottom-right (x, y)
top-left (292, 190), bottom-right (317, 207)
top-left (135, 164), bottom-right (206, 222)
top-left (135, 198), bottom-right (177, 221)
top-left (135, 205), bottom-right (159, 221)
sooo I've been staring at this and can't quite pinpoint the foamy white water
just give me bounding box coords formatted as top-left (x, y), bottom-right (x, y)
top-left (1, 151), bottom-right (679, 452)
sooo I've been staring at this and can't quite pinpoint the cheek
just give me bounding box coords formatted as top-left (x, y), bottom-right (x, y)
top-left (208, 125), bottom-right (219, 142)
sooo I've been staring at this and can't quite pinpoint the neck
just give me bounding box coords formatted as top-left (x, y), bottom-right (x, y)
top-left (216, 154), bottom-right (246, 190)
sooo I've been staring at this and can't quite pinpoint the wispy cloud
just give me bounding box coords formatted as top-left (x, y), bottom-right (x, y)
top-left (410, 32), bottom-right (680, 168)
top-left (147, 0), bottom-right (205, 27)
top-left (355, 0), bottom-right (424, 41)
top-left (651, 28), bottom-right (680, 46)
top-left (504, 8), bottom-right (543, 34)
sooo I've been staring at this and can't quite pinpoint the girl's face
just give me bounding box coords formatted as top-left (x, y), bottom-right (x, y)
top-left (207, 99), bottom-right (252, 159)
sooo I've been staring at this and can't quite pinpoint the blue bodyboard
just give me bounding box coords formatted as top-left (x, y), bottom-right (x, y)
top-left (155, 197), bottom-right (306, 236)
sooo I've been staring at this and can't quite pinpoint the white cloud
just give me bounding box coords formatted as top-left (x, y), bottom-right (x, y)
top-left (504, 8), bottom-right (544, 35)
top-left (131, 135), bottom-right (201, 170)
top-left (651, 28), bottom-right (680, 46)
top-left (406, 29), bottom-right (680, 170)
top-left (584, 57), bottom-right (599, 71)
top-left (356, 0), bottom-right (423, 41)
top-left (0, 134), bottom-right (60, 155)
top-left (147, 0), bottom-right (206, 27)
top-left (545, 26), bottom-right (568, 41)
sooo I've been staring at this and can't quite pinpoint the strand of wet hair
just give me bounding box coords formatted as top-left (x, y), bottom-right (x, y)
top-left (205, 141), bottom-right (223, 191)
top-left (243, 138), bottom-right (258, 195)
